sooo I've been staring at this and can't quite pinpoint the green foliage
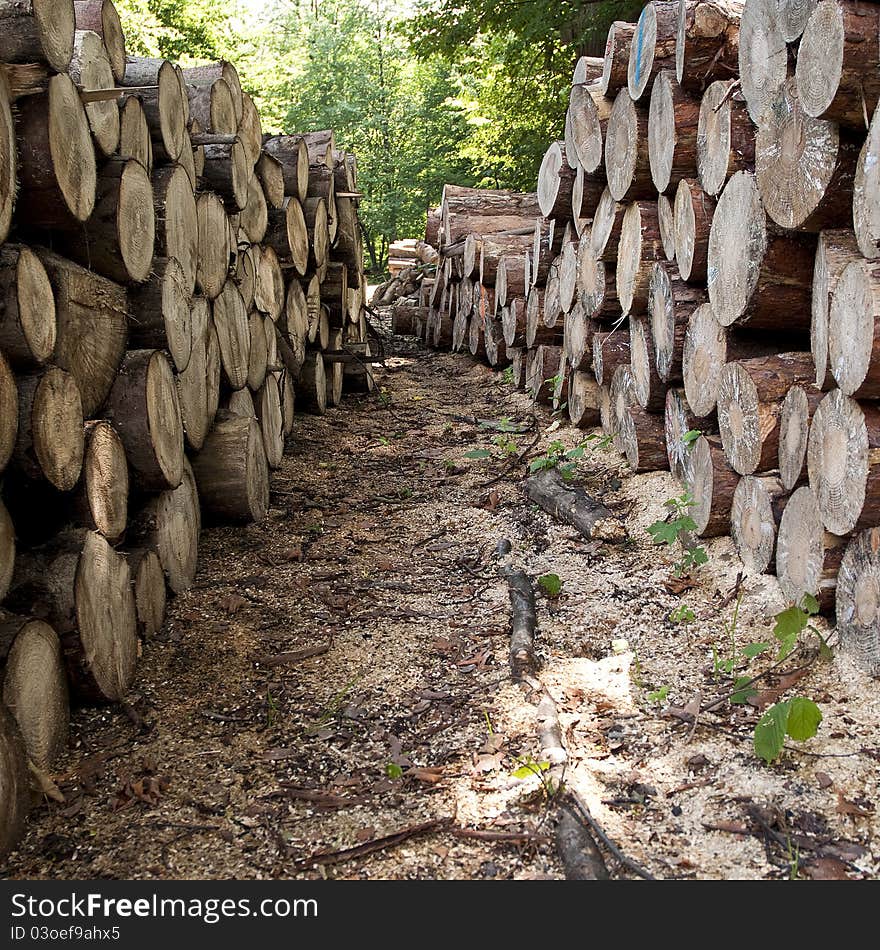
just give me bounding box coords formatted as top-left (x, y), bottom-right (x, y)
top-left (669, 604), bottom-right (695, 624)
top-left (510, 758), bottom-right (550, 780)
top-left (754, 697), bottom-right (822, 764)
top-left (528, 438), bottom-right (599, 480)
top-left (682, 429), bottom-right (702, 446)
top-left (537, 573), bottom-right (562, 597)
top-left (646, 685), bottom-right (670, 704)
top-left (773, 593), bottom-right (821, 660)
top-left (647, 492), bottom-right (708, 577)
top-left (464, 448), bottom-right (491, 459)
top-left (501, 366), bottom-right (515, 385)
top-left (385, 762), bottom-right (404, 779)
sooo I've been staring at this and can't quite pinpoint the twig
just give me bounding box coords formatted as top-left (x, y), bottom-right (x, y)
top-left (564, 791), bottom-right (657, 880)
top-left (259, 643), bottom-right (332, 667)
top-left (477, 431), bottom-right (542, 488)
top-left (294, 817), bottom-right (452, 868)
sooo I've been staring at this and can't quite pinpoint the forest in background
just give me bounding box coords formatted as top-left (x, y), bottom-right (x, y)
top-left (115, 0), bottom-right (640, 269)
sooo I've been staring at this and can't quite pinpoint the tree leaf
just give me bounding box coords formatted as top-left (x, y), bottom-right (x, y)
top-left (464, 448), bottom-right (491, 459)
top-left (754, 701), bottom-right (790, 764)
top-left (537, 573), bottom-right (562, 597)
top-left (741, 641), bottom-right (771, 658)
top-left (682, 429), bottom-right (702, 446)
top-left (786, 697), bottom-right (822, 742)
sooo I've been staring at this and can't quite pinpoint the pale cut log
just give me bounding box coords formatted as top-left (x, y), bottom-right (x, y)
top-left (756, 79), bottom-right (858, 232)
top-left (181, 61), bottom-right (242, 121)
top-left (319, 260), bottom-right (347, 327)
top-left (568, 369), bottom-right (602, 427)
top-left (74, 0), bottom-right (124, 81)
top-left (0, 500), bottom-right (13, 600)
top-left (121, 58), bottom-right (186, 162)
top-left (731, 474), bottom-right (788, 574)
top-left (696, 79), bottom-right (755, 196)
top-left (0, 0), bottom-right (75, 71)
top-left (304, 196), bottom-right (330, 275)
top-left (507, 346), bottom-right (525, 389)
top-left (186, 77), bottom-right (236, 135)
top-left (629, 313), bottom-right (667, 411)
top-left (528, 344), bottom-right (564, 404)
top-left (205, 316), bottom-right (220, 425)
top-left (599, 382), bottom-right (614, 435)
top-left (590, 187), bottom-right (626, 262)
top-left (257, 151), bottom-right (285, 210)
top-left (0, 71), bottom-right (14, 245)
top-left (73, 419), bottom-right (127, 543)
top-left (628, 2), bottom-right (678, 101)
top-left (807, 389), bottom-right (880, 535)
top-left (853, 108), bottom-right (880, 259)
top-left (69, 29), bottom-right (118, 157)
top-left (264, 314), bottom-right (277, 372)
top-left (119, 95), bottom-right (152, 174)
top-left (717, 352), bottom-right (814, 475)
top-left (179, 115), bottom-right (198, 190)
top-left (564, 300), bottom-right (596, 370)
top-left (658, 194), bottom-right (677, 261)
top-left (256, 372), bottom-right (284, 468)
top-left (600, 21), bottom-right (636, 96)
top-left (551, 351), bottom-right (569, 409)
top-left (262, 135), bottom-right (309, 201)
top-left (462, 233), bottom-right (481, 279)
top-left (673, 177), bottom-right (714, 281)
top-left (441, 186), bottom-right (541, 246)
top-left (236, 244), bottom-right (257, 311)
top-left (665, 386), bottom-right (702, 484)
top-left (240, 174), bottom-right (267, 244)
top-left (828, 258), bottom-right (880, 397)
top-left (128, 457), bottom-right (200, 593)
top-left (620, 400), bottom-right (671, 473)
top-left (0, 350), bottom-right (15, 473)
top-left (104, 349), bottom-right (184, 491)
top-left (593, 327), bottom-right (631, 387)
top-left (738, 0), bottom-right (791, 125)
top-left (649, 70), bottom-right (700, 194)
top-left (0, 700), bottom-right (28, 859)
top-left (279, 368), bottom-right (296, 436)
top-left (246, 310), bottom-right (267, 393)
top-left (567, 79), bottom-right (613, 174)
top-left (538, 141), bottom-right (576, 219)
top-left (213, 280), bottom-right (250, 391)
top-left (300, 274), bottom-right (321, 345)
top-left (123, 548), bottom-right (165, 638)
top-left (176, 298), bottom-right (210, 451)
top-left (153, 163), bottom-right (198, 296)
top-left (202, 137), bottom-right (249, 213)
top-left (610, 363), bottom-right (636, 453)
top-left (649, 261), bottom-right (706, 382)
top-left (676, 0), bottom-right (743, 92)
top-left (298, 351), bottom-right (327, 415)
top-left (283, 278), bottom-right (308, 376)
top-left (796, 0), bottom-right (880, 129)
top-left (479, 232), bottom-right (533, 285)
top-left (484, 315), bottom-right (509, 369)
top-left (605, 90), bottom-right (653, 201)
top-left (836, 527), bottom-right (880, 674)
top-left (688, 433), bottom-right (738, 535)
top-left (778, 384), bottom-right (824, 490)
top-left (62, 156), bottom-right (154, 285)
top-left (616, 200), bottom-right (663, 315)
top-left (501, 296), bottom-right (528, 347)
top-left (0, 245), bottom-right (55, 369)
top-left (196, 191), bottom-right (229, 301)
top-left (0, 615), bottom-right (68, 771)
top-left (7, 529), bottom-right (137, 700)
top-left (15, 73), bottom-right (96, 226)
top-left (777, 485), bottom-right (844, 612)
top-left (128, 257), bottom-right (192, 372)
top-left (467, 309), bottom-right (485, 360)
top-left (541, 271), bottom-right (563, 329)
top-left (557, 240), bottom-right (578, 313)
top-left (15, 366), bottom-right (83, 491)
top-left (303, 129), bottom-right (335, 167)
top-left (571, 164), bottom-right (604, 230)
top-left (255, 246), bottom-right (284, 321)
top-left (778, 0), bottom-right (820, 41)
top-left (812, 229), bottom-right (860, 387)
top-left (707, 171), bottom-right (815, 329)
top-left (578, 240), bottom-right (621, 320)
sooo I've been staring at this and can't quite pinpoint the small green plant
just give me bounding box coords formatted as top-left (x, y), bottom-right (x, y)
top-left (385, 762), bottom-right (404, 780)
top-left (494, 433), bottom-right (519, 457)
top-left (682, 429), bottom-right (702, 447)
top-left (647, 685), bottom-right (670, 704)
top-left (647, 492), bottom-right (708, 577)
top-left (501, 366), bottom-right (514, 385)
top-left (754, 695), bottom-right (823, 765)
top-left (266, 688), bottom-right (279, 727)
top-left (464, 448), bottom-right (491, 460)
top-left (537, 573), bottom-right (562, 597)
top-left (669, 604), bottom-right (695, 624)
top-left (377, 388), bottom-right (392, 407)
top-left (772, 593), bottom-right (829, 660)
top-left (510, 756), bottom-right (550, 780)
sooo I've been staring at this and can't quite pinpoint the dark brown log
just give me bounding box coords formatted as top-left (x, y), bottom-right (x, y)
top-left (778, 383), bottom-right (824, 491)
top-left (298, 351), bottom-right (327, 415)
top-left (777, 485), bottom-right (844, 613)
top-left (673, 177), bottom-right (715, 281)
top-left (717, 352), bottom-right (815, 475)
top-left (69, 28), bottom-right (119, 157)
top-left (812, 229), bottom-right (860, 387)
top-left (628, 1), bottom-right (678, 101)
top-left (731, 474), bottom-right (789, 574)
top-left (479, 232), bottom-right (533, 286)
top-left (592, 327), bottom-right (631, 387)
top-left (0, 0), bottom-right (75, 72)
top-left (828, 258), bottom-right (880, 397)
top-left (697, 79), bottom-right (756, 197)
top-left (0, 499), bottom-right (13, 600)
top-left (707, 171), bottom-right (815, 329)
top-left (525, 467), bottom-right (623, 540)
top-left (648, 69), bottom-right (700, 193)
top-left (0, 700), bottom-right (30, 859)
top-left (836, 526), bottom-right (880, 674)
top-left (556, 804), bottom-right (609, 880)
top-left (738, 0), bottom-right (792, 125)
top-left (676, 0), bottom-right (743, 93)
top-left (605, 90), bottom-right (653, 201)
top-left (688, 433), bottom-right (738, 536)
top-left (75, 1), bottom-right (125, 82)
top-left (617, 200), bottom-right (663, 315)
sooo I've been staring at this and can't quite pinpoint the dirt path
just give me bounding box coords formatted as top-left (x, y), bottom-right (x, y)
top-left (4, 329), bottom-right (879, 880)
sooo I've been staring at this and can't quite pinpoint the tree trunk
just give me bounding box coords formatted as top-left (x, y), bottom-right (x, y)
top-left (812, 229), bottom-right (861, 388)
top-left (731, 474), bottom-right (789, 574)
top-left (649, 69), bottom-right (700, 193)
top-left (676, 0), bottom-right (743, 93)
top-left (571, 163), bottom-right (604, 226)
top-left (255, 245), bottom-right (284, 321)
top-left (537, 141), bottom-right (576, 219)
top-left (185, 77), bottom-right (236, 135)
top-left (122, 547), bottom-right (165, 638)
top-left (441, 186), bottom-right (540, 246)
top-left (629, 312), bottom-right (666, 411)
top-left (195, 191), bottom-right (229, 301)
top-left (578, 248), bottom-right (621, 321)
top-left (240, 174), bottom-right (267, 243)
top-left (664, 386), bottom-right (704, 485)
top-left (480, 232), bottom-right (533, 286)
top-left (600, 20), bottom-right (635, 97)
top-left (616, 199), bottom-right (662, 314)
top-left (74, 0), bottom-right (125, 82)
top-left (303, 196), bottom-right (330, 276)
top-left (119, 95), bottom-right (152, 176)
top-left (688, 434), bottom-right (738, 536)
top-left (778, 383), bottom-right (824, 491)
top-left (71, 419), bottom-right (128, 543)
top-left (738, 0), bottom-right (792, 125)
top-left (128, 257), bottom-right (192, 373)
top-left (697, 79), bottom-right (755, 197)
top-left (212, 279), bottom-right (250, 391)
top-left (648, 260), bottom-right (706, 382)
top-left (605, 90), bottom-right (653, 200)
top-left (563, 301), bottom-right (597, 371)
top-left (619, 401), bottom-right (671, 472)
top-left (176, 297), bottom-right (211, 451)
top-left (257, 151), bottom-right (285, 210)
top-left (835, 526), bottom-right (880, 675)
top-left (201, 138), bottom-right (249, 213)
top-left (828, 258), bottom-right (880, 397)
top-left (628, 1), bottom-right (678, 101)
top-left (0, 0), bottom-right (75, 71)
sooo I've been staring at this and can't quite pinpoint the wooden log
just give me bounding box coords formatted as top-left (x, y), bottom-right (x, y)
top-left (589, 187), bottom-right (626, 262)
top-left (616, 200), bottom-right (662, 315)
top-left (531, 217), bottom-right (558, 286)
top-left (557, 240), bottom-right (579, 313)
top-left (688, 433), bottom-right (738, 535)
top-left (176, 297), bottom-right (211, 451)
top-left (853, 107), bottom-right (880, 260)
top-left (72, 419), bottom-right (128, 543)
top-left (778, 0), bottom-right (820, 41)
top-left (127, 457), bottom-right (200, 593)
top-left (524, 467), bottom-right (623, 540)
top-left (479, 232), bottom-right (533, 286)
top-left (629, 313), bottom-right (667, 411)
top-left (0, 71), bottom-right (14, 246)
top-left (298, 351), bottom-right (327, 415)
top-left (676, 0), bottom-right (743, 93)
top-left (628, 1), bottom-right (678, 101)
top-left (213, 279), bottom-right (250, 391)
top-left (69, 28), bottom-right (119, 158)
top-left (153, 163), bottom-right (198, 296)
top-left (649, 261), bottom-right (706, 382)
top-left (0, 245), bottom-right (55, 370)
top-left (181, 61), bottom-right (242, 122)
top-left (605, 90), bottom-right (653, 201)
top-left (195, 191), bottom-right (229, 301)
top-left (593, 327), bottom-right (631, 387)
top-left (571, 164), bottom-right (604, 230)
top-left (756, 79), bottom-right (858, 232)
top-left (836, 527), bottom-right (880, 674)
top-left (567, 78), bottom-right (612, 175)
top-left (104, 349), bottom-right (184, 491)
top-left (501, 296), bottom-right (527, 347)
top-left (186, 77), bottom-right (236, 136)
top-left (696, 79), bottom-right (755, 197)
top-left (707, 171), bottom-right (815, 329)
top-left (620, 400), bottom-right (671, 472)
top-left (609, 362), bottom-right (636, 453)
top-left (319, 260), bottom-right (348, 327)
top-left (256, 372), bottom-right (284, 468)
top-left (255, 245), bottom-right (284, 321)
top-left (262, 134), bottom-right (309, 201)
top-left (14, 366), bottom-right (83, 491)
top-left (812, 229), bottom-right (861, 388)
top-left (128, 257), bottom-right (192, 373)
top-left (564, 299), bottom-right (597, 370)
top-left (0, 499), bottom-right (13, 600)
top-left (0, 0), bottom-right (75, 72)
top-left (201, 137), bottom-right (249, 213)
top-left (777, 485), bottom-right (844, 612)
top-left (119, 95), bottom-right (152, 175)
top-left (0, 700), bottom-right (30, 859)
top-left (648, 70), bottom-right (700, 194)
top-left (658, 193), bottom-right (677, 261)
top-left (738, 0), bottom-right (792, 125)
top-left (673, 177), bottom-right (715, 281)
top-left (796, 0), bottom-right (880, 130)
top-left (74, 0), bottom-right (124, 82)
top-left (778, 383), bottom-right (824, 491)
top-left (537, 141), bottom-right (576, 219)
top-left (15, 73), bottom-right (96, 226)
top-left (441, 185), bottom-right (541, 246)
top-left (483, 314), bottom-right (509, 368)
top-left (664, 386), bottom-right (702, 484)
top-left (717, 352), bottom-right (815, 475)
top-left (730, 474), bottom-right (789, 574)
top-left (600, 20), bottom-right (636, 97)
top-left (0, 350), bottom-right (16, 474)
top-left (122, 547), bottom-right (165, 638)
top-left (282, 279), bottom-right (308, 376)
top-left (240, 174), bottom-right (267, 244)
top-left (567, 368), bottom-right (601, 428)
top-left (828, 258), bottom-right (880, 397)
top-left (121, 58), bottom-right (186, 162)
top-left (257, 151), bottom-right (284, 210)
top-left (246, 310), bottom-right (267, 393)
top-left (578, 241), bottom-right (621, 321)
top-left (0, 614), bottom-right (68, 771)
top-left (7, 528), bottom-right (137, 700)
top-left (304, 196), bottom-right (330, 277)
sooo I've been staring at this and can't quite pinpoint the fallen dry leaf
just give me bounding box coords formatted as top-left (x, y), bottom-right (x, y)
top-left (664, 575), bottom-right (695, 595)
top-left (355, 827), bottom-right (376, 842)
top-left (836, 792), bottom-right (874, 818)
top-left (747, 668), bottom-right (809, 710)
top-left (816, 772), bottom-right (833, 789)
top-left (219, 593), bottom-right (248, 616)
top-left (408, 767), bottom-right (444, 784)
top-left (803, 856), bottom-right (851, 880)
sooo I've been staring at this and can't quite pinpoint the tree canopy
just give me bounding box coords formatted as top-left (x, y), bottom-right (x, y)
top-left (116, 0), bottom-right (638, 270)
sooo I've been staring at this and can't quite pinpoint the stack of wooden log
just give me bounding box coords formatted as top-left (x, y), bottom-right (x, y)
top-left (414, 0), bottom-right (880, 681)
top-left (0, 0), bottom-right (371, 856)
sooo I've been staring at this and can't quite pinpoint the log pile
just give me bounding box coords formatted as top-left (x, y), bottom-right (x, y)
top-left (0, 0), bottom-right (372, 857)
top-left (405, 0), bottom-right (880, 679)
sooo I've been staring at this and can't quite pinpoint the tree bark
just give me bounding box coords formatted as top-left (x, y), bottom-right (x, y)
top-left (676, 0), bottom-right (743, 93)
